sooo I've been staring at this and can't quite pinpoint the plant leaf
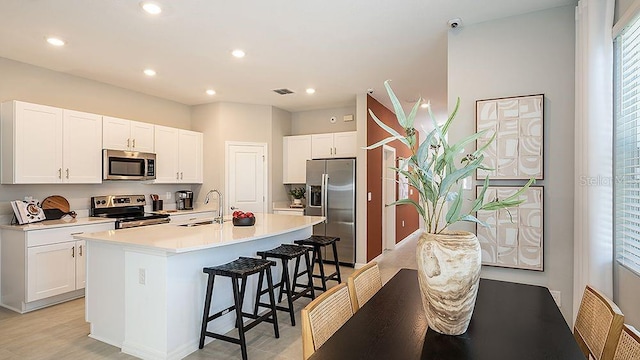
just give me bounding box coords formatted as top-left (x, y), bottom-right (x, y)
top-left (364, 135), bottom-right (402, 150)
top-left (445, 184), bottom-right (464, 224)
top-left (405, 98), bottom-right (421, 131)
top-left (383, 80), bottom-right (407, 128)
top-left (388, 198), bottom-right (425, 219)
top-left (471, 175), bottom-right (490, 213)
top-left (441, 97), bottom-right (460, 135)
top-left (459, 214), bottom-right (489, 227)
top-left (368, 109), bottom-right (407, 146)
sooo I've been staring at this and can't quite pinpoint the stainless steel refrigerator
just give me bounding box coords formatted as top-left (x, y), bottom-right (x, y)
top-left (305, 158), bottom-right (356, 266)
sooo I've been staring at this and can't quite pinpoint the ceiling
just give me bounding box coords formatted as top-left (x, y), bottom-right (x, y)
top-left (0, 0), bottom-right (575, 118)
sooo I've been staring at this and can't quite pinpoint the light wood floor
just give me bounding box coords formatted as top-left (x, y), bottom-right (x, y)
top-left (0, 235), bottom-right (418, 360)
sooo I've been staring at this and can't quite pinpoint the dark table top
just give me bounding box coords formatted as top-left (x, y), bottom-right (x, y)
top-left (309, 269), bottom-right (584, 360)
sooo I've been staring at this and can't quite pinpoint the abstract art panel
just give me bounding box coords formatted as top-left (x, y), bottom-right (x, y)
top-left (476, 186), bottom-right (544, 271)
top-left (476, 94), bottom-right (544, 180)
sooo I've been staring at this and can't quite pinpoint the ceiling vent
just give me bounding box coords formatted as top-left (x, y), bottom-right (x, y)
top-left (273, 88), bottom-right (294, 95)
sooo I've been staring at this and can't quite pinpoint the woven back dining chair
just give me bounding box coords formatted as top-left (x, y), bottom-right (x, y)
top-left (300, 282), bottom-right (353, 360)
top-left (347, 261), bottom-right (382, 313)
top-left (613, 324), bottom-right (640, 360)
top-left (574, 285), bottom-right (624, 360)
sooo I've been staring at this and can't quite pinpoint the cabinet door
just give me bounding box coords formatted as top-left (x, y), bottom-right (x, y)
top-left (27, 242), bottom-right (76, 302)
top-left (102, 116), bottom-right (130, 151)
top-left (311, 133), bottom-right (334, 159)
top-left (75, 240), bottom-right (86, 290)
top-left (333, 131), bottom-right (358, 158)
top-left (178, 130), bottom-right (203, 183)
top-left (130, 120), bottom-right (154, 152)
top-left (283, 135), bottom-right (311, 183)
top-left (62, 110), bottom-right (102, 183)
top-left (154, 125), bottom-right (180, 183)
top-left (13, 102), bottom-right (64, 183)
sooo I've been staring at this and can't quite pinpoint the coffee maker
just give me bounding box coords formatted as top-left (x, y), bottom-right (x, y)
top-left (175, 190), bottom-right (194, 210)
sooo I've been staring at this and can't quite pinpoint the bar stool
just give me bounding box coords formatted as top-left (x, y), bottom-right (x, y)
top-left (199, 257), bottom-right (279, 360)
top-left (294, 235), bottom-right (341, 292)
top-left (254, 244), bottom-right (316, 326)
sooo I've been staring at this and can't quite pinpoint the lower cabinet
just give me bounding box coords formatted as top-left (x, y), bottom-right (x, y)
top-left (1, 222), bottom-right (112, 313)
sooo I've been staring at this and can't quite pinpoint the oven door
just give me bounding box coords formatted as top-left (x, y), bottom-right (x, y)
top-left (103, 149), bottom-right (155, 180)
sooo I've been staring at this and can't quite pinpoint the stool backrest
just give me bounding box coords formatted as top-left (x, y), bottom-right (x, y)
top-left (613, 324), bottom-right (640, 360)
top-left (574, 285), bottom-right (624, 360)
top-left (301, 283), bottom-right (353, 360)
top-left (347, 262), bottom-right (382, 313)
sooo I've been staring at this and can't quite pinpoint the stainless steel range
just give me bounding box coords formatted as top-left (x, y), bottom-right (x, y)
top-left (90, 195), bottom-right (170, 229)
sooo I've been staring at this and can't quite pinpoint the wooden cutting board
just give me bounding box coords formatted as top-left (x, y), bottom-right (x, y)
top-left (42, 195), bottom-right (70, 212)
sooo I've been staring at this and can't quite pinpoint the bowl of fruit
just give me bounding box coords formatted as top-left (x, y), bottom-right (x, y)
top-left (232, 211), bottom-right (255, 226)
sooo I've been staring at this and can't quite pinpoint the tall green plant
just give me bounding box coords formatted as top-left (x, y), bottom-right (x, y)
top-left (367, 80), bottom-right (533, 234)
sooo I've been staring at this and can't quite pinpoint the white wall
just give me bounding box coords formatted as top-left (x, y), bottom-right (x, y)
top-left (190, 102), bottom-right (290, 212)
top-left (291, 105), bottom-right (357, 135)
top-left (447, 6), bottom-right (576, 322)
top-left (271, 107), bottom-right (292, 204)
top-left (0, 57), bottom-right (194, 221)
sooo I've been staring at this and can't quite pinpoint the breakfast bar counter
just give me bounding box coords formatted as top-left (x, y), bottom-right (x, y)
top-left (75, 213), bottom-right (324, 360)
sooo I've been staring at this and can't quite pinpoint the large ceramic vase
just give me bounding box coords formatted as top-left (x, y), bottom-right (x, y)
top-left (416, 230), bottom-right (481, 335)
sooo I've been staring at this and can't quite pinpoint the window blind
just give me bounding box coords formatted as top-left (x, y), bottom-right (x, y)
top-left (615, 14), bottom-right (640, 276)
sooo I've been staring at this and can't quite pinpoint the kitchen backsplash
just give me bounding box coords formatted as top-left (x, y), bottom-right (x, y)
top-left (0, 182), bottom-right (196, 224)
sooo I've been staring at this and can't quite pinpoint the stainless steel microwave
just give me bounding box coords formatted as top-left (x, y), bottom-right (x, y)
top-left (103, 149), bottom-right (156, 180)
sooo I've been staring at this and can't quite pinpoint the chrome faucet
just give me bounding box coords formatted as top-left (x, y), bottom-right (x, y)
top-left (204, 189), bottom-right (224, 224)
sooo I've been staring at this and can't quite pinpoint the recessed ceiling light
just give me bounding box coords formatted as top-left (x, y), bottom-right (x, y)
top-left (421, 101), bottom-right (430, 109)
top-left (231, 49), bottom-right (245, 58)
top-left (143, 69), bottom-right (156, 76)
top-left (141, 2), bottom-right (162, 15)
top-left (46, 37), bottom-right (65, 47)
top-left (306, 88), bottom-right (316, 94)
top-left (206, 89), bottom-right (216, 95)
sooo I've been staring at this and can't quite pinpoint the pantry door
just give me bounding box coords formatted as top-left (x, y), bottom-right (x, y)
top-left (226, 142), bottom-right (267, 214)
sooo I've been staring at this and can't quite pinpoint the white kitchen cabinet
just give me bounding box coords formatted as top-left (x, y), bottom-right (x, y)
top-left (1, 101), bottom-right (102, 184)
top-left (167, 210), bottom-right (215, 224)
top-left (1, 222), bottom-right (113, 313)
top-left (178, 129), bottom-right (203, 183)
top-left (311, 131), bottom-right (357, 159)
top-left (154, 125), bottom-right (203, 184)
top-left (103, 116), bottom-right (154, 152)
top-left (283, 135), bottom-right (311, 184)
top-left (27, 241), bottom-right (77, 302)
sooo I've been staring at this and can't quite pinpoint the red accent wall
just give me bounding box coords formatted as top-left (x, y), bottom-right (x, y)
top-left (366, 95), bottom-right (420, 262)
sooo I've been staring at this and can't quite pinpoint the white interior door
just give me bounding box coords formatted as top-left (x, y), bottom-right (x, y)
top-left (382, 145), bottom-right (396, 250)
top-left (226, 142), bottom-right (267, 214)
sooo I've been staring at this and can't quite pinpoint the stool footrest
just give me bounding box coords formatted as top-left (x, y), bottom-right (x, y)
top-left (204, 332), bottom-right (242, 345)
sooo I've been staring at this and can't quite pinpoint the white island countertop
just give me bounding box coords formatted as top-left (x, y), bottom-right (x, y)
top-left (76, 213), bottom-right (325, 253)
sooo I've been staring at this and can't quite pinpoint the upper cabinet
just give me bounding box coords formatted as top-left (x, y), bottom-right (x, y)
top-left (154, 125), bottom-right (203, 184)
top-left (311, 131), bottom-right (357, 159)
top-left (283, 135), bottom-right (312, 184)
top-left (1, 101), bottom-right (102, 184)
top-left (103, 116), bottom-right (154, 152)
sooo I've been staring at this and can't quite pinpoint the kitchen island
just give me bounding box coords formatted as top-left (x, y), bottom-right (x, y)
top-left (75, 213), bottom-right (325, 360)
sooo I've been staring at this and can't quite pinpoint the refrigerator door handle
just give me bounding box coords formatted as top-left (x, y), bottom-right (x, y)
top-left (323, 173), bottom-right (329, 221)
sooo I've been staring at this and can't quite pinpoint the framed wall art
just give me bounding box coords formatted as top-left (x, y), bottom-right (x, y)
top-left (476, 186), bottom-right (544, 271)
top-left (476, 94), bottom-right (544, 180)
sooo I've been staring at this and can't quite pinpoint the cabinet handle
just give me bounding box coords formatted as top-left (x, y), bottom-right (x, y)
top-left (132, 139), bottom-right (136, 148)
top-left (334, 147), bottom-right (337, 155)
top-left (176, 172), bottom-right (180, 180)
top-left (180, 172), bottom-right (183, 180)
top-left (127, 138), bottom-right (130, 148)
top-left (70, 232), bottom-right (83, 236)
top-left (58, 168), bottom-right (62, 179)
top-left (71, 246), bottom-right (75, 258)
top-left (79, 245), bottom-right (83, 256)
top-left (66, 169), bottom-right (69, 179)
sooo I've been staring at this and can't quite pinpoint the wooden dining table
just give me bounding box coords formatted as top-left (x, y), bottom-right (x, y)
top-left (309, 268), bottom-right (584, 360)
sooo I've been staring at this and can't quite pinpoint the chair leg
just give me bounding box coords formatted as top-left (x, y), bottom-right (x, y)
top-left (316, 246), bottom-right (328, 291)
top-left (199, 273), bottom-right (215, 349)
top-left (303, 249), bottom-right (316, 299)
top-left (265, 266), bottom-right (280, 338)
top-left (277, 259), bottom-right (288, 304)
top-left (231, 276), bottom-right (248, 360)
top-left (253, 264), bottom-right (265, 316)
top-left (280, 259), bottom-right (296, 325)
top-left (331, 241), bottom-right (341, 283)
